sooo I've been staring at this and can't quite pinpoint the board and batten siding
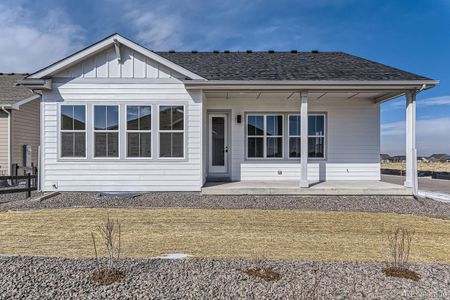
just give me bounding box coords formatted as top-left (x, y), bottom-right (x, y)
top-left (41, 77), bottom-right (203, 192)
top-left (205, 96), bottom-right (381, 181)
top-left (0, 111), bottom-right (9, 175)
top-left (55, 46), bottom-right (182, 79)
top-left (11, 98), bottom-right (40, 171)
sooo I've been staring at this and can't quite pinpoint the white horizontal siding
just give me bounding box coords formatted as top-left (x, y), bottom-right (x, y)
top-left (41, 79), bottom-right (203, 192)
top-left (54, 45), bottom-right (183, 79)
top-left (206, 96), bottom-right (380, 181)
top-left (0, 112), bottom-right (9, 175)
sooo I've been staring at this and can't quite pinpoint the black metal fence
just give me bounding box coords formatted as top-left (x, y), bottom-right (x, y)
top-left (0, 166), bottom-right (38, 198)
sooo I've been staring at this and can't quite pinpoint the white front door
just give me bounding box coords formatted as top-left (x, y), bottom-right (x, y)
top-left (209, 113), bottom-right (228, 174)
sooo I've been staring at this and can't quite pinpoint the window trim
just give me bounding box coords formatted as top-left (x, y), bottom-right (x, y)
top-left (92, 104), bottom-right (121, 159)
top-left (157, 104), bottom-right (186, 159)
top-left (125, 104), bottom-right (152, 159)
top-left (246, 113), bottom-right (284, 160)
top-left (58, 104), bottom-right (87, 160)
top-left (287, 113), bottom-right (327, 160)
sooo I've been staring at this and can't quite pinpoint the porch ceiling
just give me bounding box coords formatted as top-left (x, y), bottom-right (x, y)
top-left (204, 91), bottom-right (400, 103)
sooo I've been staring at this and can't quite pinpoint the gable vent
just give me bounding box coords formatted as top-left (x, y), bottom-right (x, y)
top-left (268, 50), bottom-right (275, 53)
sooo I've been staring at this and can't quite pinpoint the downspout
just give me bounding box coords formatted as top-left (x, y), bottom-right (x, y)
top-left (1, 106), bottom-right (11, 175)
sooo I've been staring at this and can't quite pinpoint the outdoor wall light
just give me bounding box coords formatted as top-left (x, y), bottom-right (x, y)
top-left (237, 115), bottom-right (242, 123)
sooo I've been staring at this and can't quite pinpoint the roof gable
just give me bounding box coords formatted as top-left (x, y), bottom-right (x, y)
top-left (0, 74), bottom-right (37, 107)
top-left (27, 34), bottom-right (205, 80)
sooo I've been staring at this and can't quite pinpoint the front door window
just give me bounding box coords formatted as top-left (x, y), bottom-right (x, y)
top-left (209, 114), bottom-right (228, 174)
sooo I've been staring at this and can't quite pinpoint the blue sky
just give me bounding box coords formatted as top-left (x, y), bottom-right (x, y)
top-left (1, 0), bottom-right (449, 155)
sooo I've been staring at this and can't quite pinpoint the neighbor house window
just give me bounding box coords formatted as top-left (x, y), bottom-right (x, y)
top-left (127, 106), bottom-right (152, 158)
top-left (159, 105), bottom-right (184, 158)
top-left (94, 105), bottom-right (119, 157)
top-left (288, 114), bottom-right (325, 158)
top-left (247, 114), bottom-right (283, 158)
top-left (60, 105), bottom-right (86, 158)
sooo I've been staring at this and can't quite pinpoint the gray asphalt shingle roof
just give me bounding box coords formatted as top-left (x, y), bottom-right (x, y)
top-left (156, 51), bottom-right (432, 81)
top-left (0, 74), bottom-right (35, 106)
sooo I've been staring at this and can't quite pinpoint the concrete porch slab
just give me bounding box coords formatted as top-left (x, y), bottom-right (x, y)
top-left (202, 180), bottom-right (412, 196)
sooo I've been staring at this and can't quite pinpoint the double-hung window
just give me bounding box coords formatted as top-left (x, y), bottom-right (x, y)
top-left (60, 105), bottom-right (86, 158)
top-left (94, 105), bottom-right (119, 158)
top-left (159, 105), bottom-right (184, 158)
top-left (127, 106), bottom-right (152, 158)
top-left (247, 114), bottom-right (283, 158)
top-left (288, 114), bottom-right (325, 158)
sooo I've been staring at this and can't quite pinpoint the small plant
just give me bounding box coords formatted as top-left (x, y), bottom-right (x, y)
top-left (242, 267), bottom-right (281, 282)
top-left (300, 266), bottom-right (325, 300)
top-left (242, 256), bottom-right (282, 282)
top-left (388, 226), bottom-right (413, 268)
top-left (90, 215), bottom-right (125, 285)
top-left (382, 226), bottom-right (420, 281)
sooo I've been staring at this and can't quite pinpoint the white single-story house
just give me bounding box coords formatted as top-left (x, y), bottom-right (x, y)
top-left (19, 33), bottom-right (437, 194)
top-left (0, 74), bottom-right (40, 176)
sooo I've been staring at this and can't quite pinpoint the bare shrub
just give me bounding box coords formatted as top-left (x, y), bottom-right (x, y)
top-left (300, 266), bottom-right (325, 300)
top-left (90, 215), bottom-right (124, 285)
top-left (387, 226), bottom-right (413, 268)
top-left (383, 226), bottom-right (420, 281)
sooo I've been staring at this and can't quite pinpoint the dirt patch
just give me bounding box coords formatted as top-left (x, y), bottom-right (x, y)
top-left (91, 268), bottom-right (126, 285)
top-left (382, 162), bottom-right (450, 172)
top-left (382, 267), bottom-right (420, 281)
top-left (242, 267), bottom-right (281, 281)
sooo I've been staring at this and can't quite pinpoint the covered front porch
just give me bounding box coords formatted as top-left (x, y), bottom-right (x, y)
top-left (195, 82), bottom-right (423, 195)
top-left (202, 180), bottom-right (412, 195)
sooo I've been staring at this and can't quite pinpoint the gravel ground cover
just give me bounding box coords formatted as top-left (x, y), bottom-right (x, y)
top-left (1, 192), bottom-right (450, 219)
top-left (0, 256), bottom-right (448, 299)
top-left (0, 191), bottom-right (40, 204)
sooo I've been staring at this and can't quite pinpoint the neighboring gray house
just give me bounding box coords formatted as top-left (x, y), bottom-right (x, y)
top-left (19, 34), bottom-right (437, 193)
top-left (0, 74), bottom-right (40, 175)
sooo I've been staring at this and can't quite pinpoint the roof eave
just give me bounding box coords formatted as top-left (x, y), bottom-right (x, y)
top-left (183, 79), bottom-right (439, 91)
top-left (16, 79), bottom-right (52, 90)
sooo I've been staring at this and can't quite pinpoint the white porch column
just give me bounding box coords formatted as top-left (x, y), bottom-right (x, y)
top-left (404, 90), bottom-right (417, 192)
top-left (300, 91), bottom-right (309, 188)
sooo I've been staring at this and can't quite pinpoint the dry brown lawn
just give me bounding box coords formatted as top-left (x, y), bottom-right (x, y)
top-left (382, 161), bottom-right (450, 172)
top-left (0, 208), bottom-right (449, 264)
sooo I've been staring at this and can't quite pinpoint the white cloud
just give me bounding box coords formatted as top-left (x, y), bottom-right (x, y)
top-left (381, 117), bottom-right (450, 156)
top-left (0, 3), bottom-right (84, 72)
top-left (124, 10), bottom-right (182, 50)
top-left (418, 96), bottom-right (450, 107)
top-left (383, 95), bottom-right (450, 110)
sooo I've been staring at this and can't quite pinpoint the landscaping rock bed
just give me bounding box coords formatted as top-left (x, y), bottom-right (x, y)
top-left (2, 192), bottom-right (450, 219)
top-left (0, 256), bottom-right (448, 299)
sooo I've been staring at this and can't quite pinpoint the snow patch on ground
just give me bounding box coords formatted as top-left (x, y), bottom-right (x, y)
top-left (155, 253), bottom-right (191, 260)
top-left (418, 190), bottom-right (450, 203)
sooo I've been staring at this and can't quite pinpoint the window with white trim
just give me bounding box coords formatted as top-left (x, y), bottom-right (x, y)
top-left (127, 106), bottom-right (152, 158)
top-left (247, 114), bottom-right (283, 158)
top-left (288, 114), bottom-right (325, 158)
top-left (94, 105), bottom-right (119, 158)
top-left (60, 105), bottom-right (86, 158)
top-left (159, 105), bottom-right (184, 158)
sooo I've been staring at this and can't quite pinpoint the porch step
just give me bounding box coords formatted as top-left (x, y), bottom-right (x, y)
top-left (202, 181), bottom-right (413, 196)
top-left (206, 177), bottom-right (232, 182)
